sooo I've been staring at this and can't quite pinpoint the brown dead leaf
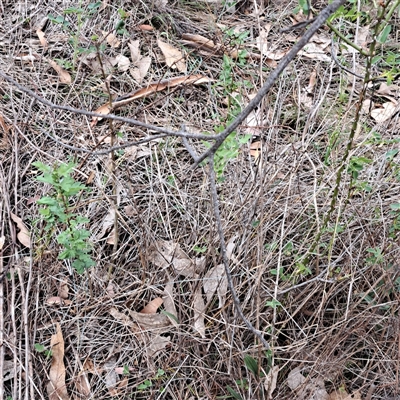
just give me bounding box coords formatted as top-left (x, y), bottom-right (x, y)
top-left (75, 372), bottom-right (91, 397)
top-left (328, 389), bottom-right (362, 400)
top-left (163, 280), bottom-right (179, 326)
top-left (181, 33), bottom-right (219, 52)
top-left (92, 74), bottom-right (210, 125)
top-left (148, 240), bottom-right (196, 277)
top-left (264, 365), bottom-right (279, 397)
top-left (193, 287), bottom-right (206, 338)
top-left (36, 29), bottom-right (48, 49)
top-left (129, 56), bottom-right (151, 83)
top-left (147, 334), bottom-right (171, 356)
top-left (138, 24), bottom-right (154, 31)
top-left (299, 42), bottom-right (331, 62)
top-left (203, 264), bottom-right (227, 308)
top-left (103, 31), bottom-right (120, 48)
top-left (157, 39), bottom-right (187, 73)
top-left (46, 323), bottom-right (70, 400)
top-left (370, 102), bottom-right (398, 123)
top-left (128, 39), bottom-right (141, 64)
top-left (10, 212), bottom-right (31, 248)
top-left (115, 54), bottom-right (130, 72)
top-left (377, 82), bottom-right (399, 96)
top-left (46, 296), bottom-right (72, 306)
top-left (97, 208), bottom-right (115, 239)
top-left (128, 309), bottom-right (171, 329)
top-left (140, 297), bottom-right (163, 314)
top-left (59, 279), bottom-right (69, 299)
top-left (48, 59), bottom-right (72, 84)
top-left (103, 357), bottom-right (118, 396)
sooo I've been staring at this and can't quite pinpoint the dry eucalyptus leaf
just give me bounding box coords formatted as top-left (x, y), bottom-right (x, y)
top-left (264, 365), bottom-right (279, 397)
top-left (299, 42), bottom-right (331, 62)
top-left (109, 307), bottom-right (136, 327)
top-left (124, 205), bottom-right (136, 217)
top-left (129, 309), bottom-right (171, 329)
top-left (193, 287), bottom-right (206, 338)
top-left (46, 323), bottom-right (70, 400)
top-left (147, 334), bottom-right (171, 356)
top-left (59, 279), bottom-right (69, 299)
top-left (10, 213), bottom-right (31, 248)
top-left (36, 29), bottom-right (48, 49)
top-left (129, 56), bottom-right (151, 83)
top-left (163, 280), bottom-right (179, 326)
top-left (116, 54), bottom-right (130, 72)
top-left (98, 208), bottom-right (115, 240)
top-left (104, 32), bottom-right (120, 48)
top-left (48, 59), bottom-right (72, 84)
top-left (157, 39), bottom-right (187, 73)
top-left (287, 367), bottom-right (306, 390)
top-left (75, 372), bottom-right (91, 397)
top-left (203, 264), bottom-right (227, 308)
top-left (370, 102), bottom-right (398, 123)
top-left (148, 240), bottom-right (196, 277)
top-left (128, 39), bottom-right (141, 64)
top-left (103, 357), bottom-right (118, 396)
top-left (140, 297), bottom-right (163, 314)
top-left (0, 236), bottom-right (5, 250)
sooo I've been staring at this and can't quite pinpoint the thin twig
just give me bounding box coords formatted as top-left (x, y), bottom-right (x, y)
top-left (0, 71), bottom-right (215, 141)
top-left (208, 157), bottom-right (270, 349)
top-left (331, 37), bottom-right (363, 79)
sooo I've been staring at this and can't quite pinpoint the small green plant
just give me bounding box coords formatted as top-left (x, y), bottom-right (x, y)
top-left (48, 2), bottom-right (102, 70)
top-left (33, 161), bottom-right (95, 274)
top-left (137, 369), bottom-right (165, 391)
top-left (34, 343), bottom-right (52, 358)
top-left (366, 247), bottom-right (384, 265)
top-left (206, 30), bottom-right (252, 179)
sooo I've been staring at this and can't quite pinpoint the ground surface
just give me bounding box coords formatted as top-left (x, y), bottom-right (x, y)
top-left (1, 0), bottom-right (400, 399)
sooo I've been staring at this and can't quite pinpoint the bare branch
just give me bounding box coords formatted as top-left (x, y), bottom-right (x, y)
top-left (0, 71), bottom-right (216, 141)
top-left (193, 0), bottom-right (347, 166)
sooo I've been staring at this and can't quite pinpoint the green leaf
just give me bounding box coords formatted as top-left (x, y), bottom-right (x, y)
top-left (160, 310), bottom-right (179, 324)
top-left (34, 343), bottom-right (46, 352)
top-left (266, 299), bottom-right (282, 309)
top-left (378, 25), bottom-right (391, 44)
top-left (244, 355), bottom-right (259, 377)
top-left (390, 203), bottom-right (400, 210)
top-left (298, 0), bottom-right (309, 13)
top-left (227, 386), bottom-right (243, 400)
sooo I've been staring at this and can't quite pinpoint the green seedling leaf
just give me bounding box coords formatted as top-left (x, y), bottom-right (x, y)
top-left (160, 310), bottom-right (179, 324)
top-left (390, 203), bottom-right (400, 210)
top-left (266, 299), bottom-right (282, 309)
top-left (244, 355), bottom-right (259, 377)
top-left (378, 25), bottom-right (391, 43)
top-left (227, 386), bottom-right (243, 400)
top-left (34, 343), bottom-right (46, 353)
top-left (298, 0), bottom-right (309, 13)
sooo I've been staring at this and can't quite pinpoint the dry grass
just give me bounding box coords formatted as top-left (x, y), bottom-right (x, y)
top-left (1, 0), bottom-right (400, 399)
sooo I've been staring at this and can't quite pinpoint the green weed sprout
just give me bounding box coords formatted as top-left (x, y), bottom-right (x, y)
top-left (33, 161), bottom-right (95, 274)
